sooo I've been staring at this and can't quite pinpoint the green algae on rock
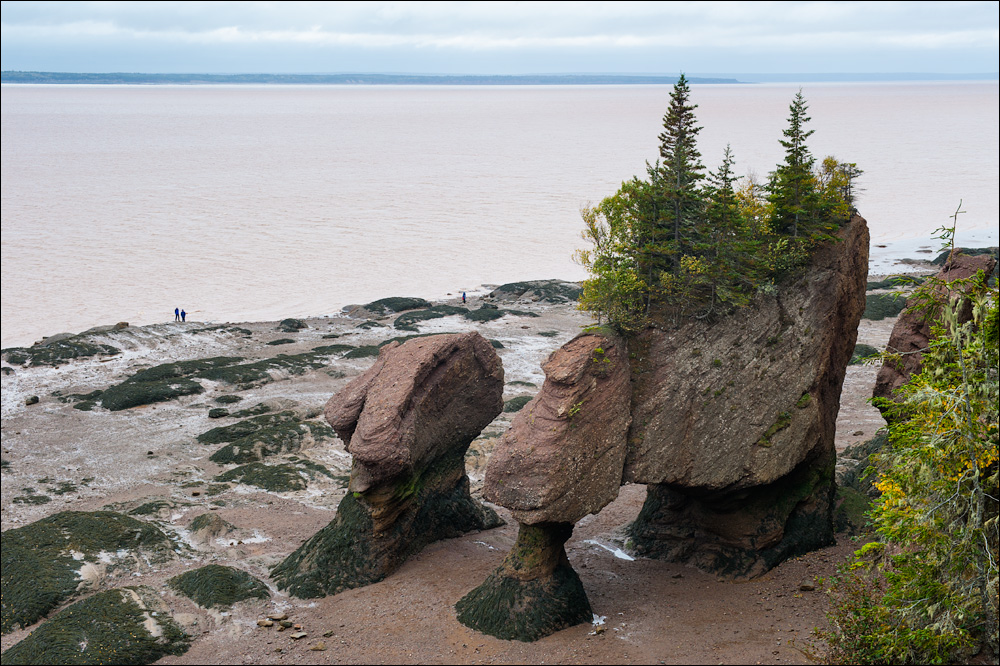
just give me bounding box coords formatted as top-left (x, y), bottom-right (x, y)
top-left (1, 511), bottom-right (172, 634)
top-left (202, 411), bottom-right (336, 465)
top-left (168, 565), bottom-right (269, 609)
top-left (2, 339), bottom-right (121, 367)
top-left (271, 452), bottom-right (502, 598)
top-left (362, 296), bottom-right (433, 315)
top-left (213, 459), bottom-right (336, 492)
top-left (1, 586), bottom-right (189, 665)
top-left (487, 280), bottom-right (583, 304)
top-left (273, 332), bottom-right (505, 598)
top-left (455, 522), bottom-right (591, 642)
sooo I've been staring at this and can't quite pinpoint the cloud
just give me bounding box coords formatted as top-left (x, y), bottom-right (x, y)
top-left (2, 0), bottom-right (997, 73)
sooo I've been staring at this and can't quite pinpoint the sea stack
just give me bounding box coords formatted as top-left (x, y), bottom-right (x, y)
top-left (271, 332), bottom-right (505, 598)
top-left (625, 213), bottom-right (869, 577)
top-left (457, 331), bottom-right (631, 641)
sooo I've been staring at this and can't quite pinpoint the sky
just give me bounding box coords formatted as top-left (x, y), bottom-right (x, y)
top-left (1, 1), bottom-right (998, 76)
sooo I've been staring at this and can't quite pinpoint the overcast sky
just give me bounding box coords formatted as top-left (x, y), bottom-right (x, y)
top-left (1, 1), bottom-right (997, 75)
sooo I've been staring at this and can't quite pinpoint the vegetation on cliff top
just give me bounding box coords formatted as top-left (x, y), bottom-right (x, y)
top-left (575, 76), bottom-right (861, 331)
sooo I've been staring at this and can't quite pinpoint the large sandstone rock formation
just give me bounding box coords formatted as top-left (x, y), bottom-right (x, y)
top-left (626, 214), bottom-right (869, 577)
top-left (457, 331), bottom-right (630, 640)
top-left (873, 252), bottom-right (997, 408)
top-left (271, 332), bottom-right (504, 598)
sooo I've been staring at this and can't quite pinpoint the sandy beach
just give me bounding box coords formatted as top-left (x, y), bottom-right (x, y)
top-left (1, 281), bottom-right (899, 665)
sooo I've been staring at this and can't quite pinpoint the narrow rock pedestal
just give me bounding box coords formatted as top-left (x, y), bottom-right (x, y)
top-left (457, 331), bottom-right (630, 640)
top-left (455, 522), bottom-right (592, 642)
top-left (270, 332), bottom-right (504, 598)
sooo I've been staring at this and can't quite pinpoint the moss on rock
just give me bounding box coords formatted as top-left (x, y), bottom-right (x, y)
top-left (168, 565), bottom-right (269, 608)
top-left (0, 586), bottom-right (189, 665)
top-left (1, 512), bottom-right (172, 634)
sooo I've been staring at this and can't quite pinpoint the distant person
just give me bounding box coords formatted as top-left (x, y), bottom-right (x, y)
top-left (175, 307), bottom-right (180, 321)
top-left (462, 292), bottom-right (466, 304)
top-left (181, 309), bottom-right (186, 322)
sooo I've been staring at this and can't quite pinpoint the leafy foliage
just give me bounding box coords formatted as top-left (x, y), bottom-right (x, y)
top-left (576, 81), bottom-right (860, 331)
top-left (820, 265), bottom-right (999, 664)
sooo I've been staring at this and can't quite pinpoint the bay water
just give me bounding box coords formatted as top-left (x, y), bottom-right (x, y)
top-left (2, 81), bottom-right (997, 348)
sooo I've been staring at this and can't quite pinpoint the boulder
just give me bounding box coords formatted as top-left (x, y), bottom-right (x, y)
top-left (625, 214), bottom-right (869, 577)
top-left (484, 330), bottom-right (631, 525)
top-left (873, 252), bottom-right (997, 407)
top-left (459, 330), bottom-right (629, 640)
top-left (271, 332), bottom-right (504, 598)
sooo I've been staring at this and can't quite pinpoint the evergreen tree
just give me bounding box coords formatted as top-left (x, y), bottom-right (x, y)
top-left (769, 89), bottom-right (818, 237)
top-left (657, 73), bottom-right (706, 269)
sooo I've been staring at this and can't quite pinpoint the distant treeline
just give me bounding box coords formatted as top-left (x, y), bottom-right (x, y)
top-left (1, 71), bottom-right (740, 86)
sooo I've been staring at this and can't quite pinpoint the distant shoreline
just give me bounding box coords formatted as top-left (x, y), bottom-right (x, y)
top-left (3, 71), bottom-right (996, 86)
top-left (0, 72), bottom-right (740, 85)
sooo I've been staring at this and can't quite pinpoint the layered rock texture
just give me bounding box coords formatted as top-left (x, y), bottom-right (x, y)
top-left (484, 332), bottom-right (632, 524)
top-left (271, 332), bottom-right (504, 598)
top-left (873, 252), bottom-right (997, 408)
top-left (461, 215), bottom-right (870, 641)
top-left (626, 214), bottom-right (869, 577)
top-left (459, 330), bottom-right (630, 640)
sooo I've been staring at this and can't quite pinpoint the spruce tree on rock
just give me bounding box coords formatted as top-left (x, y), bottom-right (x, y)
top-left (658, 73), bottom-right (706, 272)
top-left (770, 89), bottom-right (818, 237)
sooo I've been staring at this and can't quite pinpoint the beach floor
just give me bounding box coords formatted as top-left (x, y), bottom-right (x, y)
top-left (1, 289), bottom-right (895, 665)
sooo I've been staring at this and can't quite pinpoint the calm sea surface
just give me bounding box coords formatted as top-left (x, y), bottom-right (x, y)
top-left (2, 82), bottom-right (997, 348)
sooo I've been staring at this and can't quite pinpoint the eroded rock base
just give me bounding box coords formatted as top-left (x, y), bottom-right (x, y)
top-left (456, 522), bottom-right (592, 642)
top-left (629, 454), bottom-right (836, 578)
top-left (271, 451), bottom-right (501, 598)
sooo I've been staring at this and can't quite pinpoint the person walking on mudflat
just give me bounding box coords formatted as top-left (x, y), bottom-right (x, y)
top-left (181, 309), bottom-right (186, 322)
top-left (175, 307), bottom-right (180, 321)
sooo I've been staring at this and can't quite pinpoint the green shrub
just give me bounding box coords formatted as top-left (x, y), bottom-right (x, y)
top-left (820, 268), bottom-right (998, 663)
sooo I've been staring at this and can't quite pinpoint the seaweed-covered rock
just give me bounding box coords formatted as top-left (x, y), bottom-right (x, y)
top-left (931, 246), bottom-right (999, 268)
top-left (456, 522), bottom-right (591, 641)
top-left (393, 305), bottom-right (469, 331)
top-left (362, 296), bottom-right (433, 316)
top-left (187, 513), bottom-right (235, 546)
top-left (272, 332), bottom-right (504, 598)
top-left (459, 331), bottom-right (627, 641)
top-left (1, 511), bottom-right (172, 634)
top-left (2, 338), bottom-right (121, 367)
top-left (1, 586), bottom-right (189, 665)
top-left (277, 318), bottom-right (307, 332)
top-left (168, 565), bottom-right (269, 608)
top-left (862, 293), bottom-right (907, 320)
top-left (202, 411), bottom-right (336, 464)
top-left (873, 252), bottom-right (997, 410)
top-left (98, 357), bottom-right (243, 411)
top-left (213, 460), bottom-right (335, 492)
top-left (625, 214), bottom-right (869, 578)
top-left (487, 280), bottom-right (582, 304)
top-left (484, 331), bottom-right (631, 525)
